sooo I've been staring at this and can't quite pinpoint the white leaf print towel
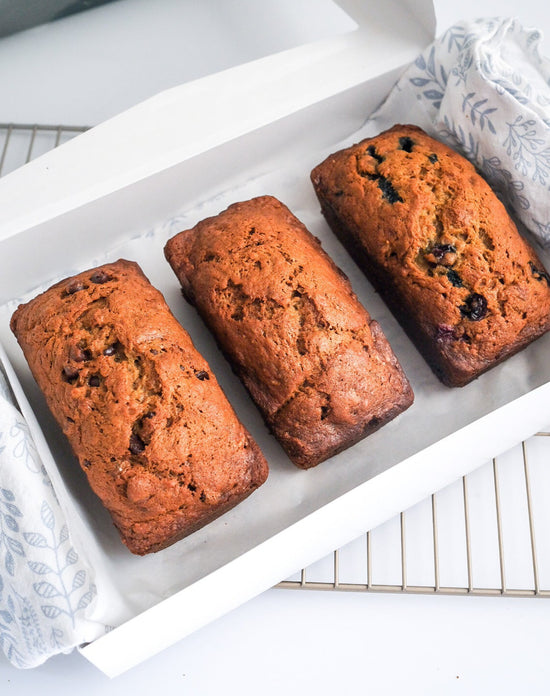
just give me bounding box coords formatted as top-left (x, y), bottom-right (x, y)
top-left (368, 17), bottom-right (550, 248)
top-left (0, 362), bottom-right (98, 668)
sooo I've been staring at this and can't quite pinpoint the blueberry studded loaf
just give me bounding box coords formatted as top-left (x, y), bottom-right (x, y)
top-left (311, 124), bottom-right (550, 387)
top-left (164, 195), bottom-right (414, 469)
top-left (10, 260), bottom-right (268, 555)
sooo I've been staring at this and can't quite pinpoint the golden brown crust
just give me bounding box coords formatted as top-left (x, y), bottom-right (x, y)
top-left (10, 259), bottom-right (268, 554)
top-left (165, 196), bottom-right (413, 468)
top-left (311, 124), bottom-right (550, 387)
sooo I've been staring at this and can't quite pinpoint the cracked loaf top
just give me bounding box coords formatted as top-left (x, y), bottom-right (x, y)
top-left (311, 124), bottom-right (550, 387)
top-left (10, 260), bottom-right (268, 555)
top-left (165, 195), bottom-right (414, 469)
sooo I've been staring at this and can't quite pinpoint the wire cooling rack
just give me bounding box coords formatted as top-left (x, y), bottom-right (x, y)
top-left (2, 122), bottom-right (549, 600)
top-left (279, 433), bottom-right (550, 597)
top-left (0, 122), bottom-right (88, 175)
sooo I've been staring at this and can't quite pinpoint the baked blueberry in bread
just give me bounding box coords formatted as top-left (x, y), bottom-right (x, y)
top-left (311, 124), bottom-right (550, 387)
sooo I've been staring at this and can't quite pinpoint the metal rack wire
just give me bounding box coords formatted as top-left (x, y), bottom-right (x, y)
top-left (278, 432), bottom-right (550, 597)
top-left (2, 123), bottom-right (548, 600)
top-left (0, 122), bottom-right (88, 176)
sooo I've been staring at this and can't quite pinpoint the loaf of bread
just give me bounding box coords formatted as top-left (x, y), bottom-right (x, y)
top-left (10, 260), bottom-right (268, 555)
top-left (164, 195), bottom-right (413, 469)
top-left (311, 124), bottom-right (550, 387)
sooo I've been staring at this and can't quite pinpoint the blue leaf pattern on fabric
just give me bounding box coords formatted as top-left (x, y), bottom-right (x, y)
top-left (22, 532), bottom-right (48, 548)
top-left (504, 116), bottom-right (550, 184)
top-left (9, 422), bottom-right (41, 474)
top-left (461, 94), bottom-right (497, 132)
top-left (0, 480), bottom-right (98, 665)
top-left (27, 561), bottom-right (54, 575)
top-left (0, 379), bottom-right (97, 667)
top-left (0, 489), bottom-right (24, 578)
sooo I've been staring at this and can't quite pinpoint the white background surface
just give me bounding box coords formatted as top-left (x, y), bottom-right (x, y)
top-left (1, 0), bottom-right (550, 693)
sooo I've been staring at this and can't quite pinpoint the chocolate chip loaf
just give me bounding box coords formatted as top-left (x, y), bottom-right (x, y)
top-left (164, 195), bottom-right (413, 469)
top-left (10, 260), bottom-right (268, 555)
top-left (311, 124), bottom-right (550, 387)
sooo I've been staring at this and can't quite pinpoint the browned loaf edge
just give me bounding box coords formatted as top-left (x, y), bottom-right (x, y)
top-left (10, 259), bottom-right (268, 555)
top-left (164, 195), bottom-right (414, 469)
top-left (310, 124), bottom-right (550, 387)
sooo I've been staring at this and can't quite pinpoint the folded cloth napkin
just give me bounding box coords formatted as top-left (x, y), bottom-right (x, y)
top-left (368, 17), bottom-right (550, 249)
top-left (0, 358), bottom-right (98, 668)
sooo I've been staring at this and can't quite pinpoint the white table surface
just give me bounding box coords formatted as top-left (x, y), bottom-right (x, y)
top-left (1, 0), bottom-right (550, 693)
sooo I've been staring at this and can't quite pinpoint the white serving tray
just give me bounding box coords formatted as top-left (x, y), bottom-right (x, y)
top-left (2, 0), bottom-right (550, 677)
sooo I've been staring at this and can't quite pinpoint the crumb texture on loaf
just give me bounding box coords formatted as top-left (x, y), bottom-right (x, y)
top-left (10, 259), bottom-right (268, 554)
top-left (311, 124), bottom-right (550, 386)
top-left (165, 195), bottom-right (413, 468)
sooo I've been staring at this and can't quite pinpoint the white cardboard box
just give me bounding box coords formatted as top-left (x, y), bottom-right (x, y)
top-left (1, 0), bottom-right (549, 677)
